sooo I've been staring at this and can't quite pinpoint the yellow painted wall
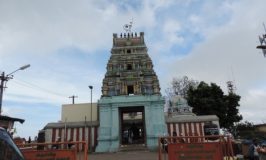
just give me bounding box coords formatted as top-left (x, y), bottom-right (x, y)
top-left (256, 125), bottom-right (266, 132)
top-left (61, 103), bottom-right (98, 122)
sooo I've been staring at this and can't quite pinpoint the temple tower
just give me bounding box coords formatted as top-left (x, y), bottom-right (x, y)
top-left (96, 32), bottom-right (166, 152)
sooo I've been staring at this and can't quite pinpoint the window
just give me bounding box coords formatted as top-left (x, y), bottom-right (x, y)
top-left (108, 88), bottom-right (116, 96)
top-left (127, 49), bottom-right (131, 54)
top-left (204, 123), bottom-right (219, 140)
top-left (127, 85), bottom-right (134, 95)
top-left (144, 86), bottom-right (153, 95)
top-left (127, 64), bottom-right (132, 70)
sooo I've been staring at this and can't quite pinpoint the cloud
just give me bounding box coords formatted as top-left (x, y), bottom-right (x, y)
top-left (0, 0), bottom-right (173, 58)
top-left (161, 0), bottom-right (266, 124)
top-left (241, 88), bottom-right (266, 123)
top-left (0, 3), bottom-right (119, 55)
top-left (163, 19), bottom-right (183, 44)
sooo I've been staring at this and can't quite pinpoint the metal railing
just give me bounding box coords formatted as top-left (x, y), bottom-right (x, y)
top-left (158, 135), bottom-right (234, 160)
top-left (17, 141), bottom-right (88, 160)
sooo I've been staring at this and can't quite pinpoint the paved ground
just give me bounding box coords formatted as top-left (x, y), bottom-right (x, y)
top-left (85, 151), bottom-right (164, 160)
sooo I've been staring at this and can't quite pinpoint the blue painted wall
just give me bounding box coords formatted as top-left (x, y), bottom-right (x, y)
top-left (96, 95), bottom-right (167, 152)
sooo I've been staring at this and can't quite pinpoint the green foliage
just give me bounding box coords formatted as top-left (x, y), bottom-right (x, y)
top-left (187, 81), bottom-right (242, 129)
top-left (235, 121), bottom-right (254, 130)
top-left (234, 121), bottom-right (266, 140)
top-left (224, 93), bottom-right (242, 129)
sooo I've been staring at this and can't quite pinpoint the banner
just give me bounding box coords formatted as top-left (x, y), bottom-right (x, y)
top-left (168, 142), bottom-right (222, 160)
top-left (22, 149), bottom-right (76, 160)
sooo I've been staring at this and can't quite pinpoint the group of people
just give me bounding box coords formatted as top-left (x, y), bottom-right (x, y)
top-left (51, 137), bottom-right (74, 150)
top-left (248, 139), bottom-right (266, 160)
top-left (127, 123), bottom-right (141, 144)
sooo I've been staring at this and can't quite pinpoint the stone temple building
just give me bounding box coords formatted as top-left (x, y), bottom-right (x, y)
top-left (96, 32), bottom-right (166, 152)
top-left (43, 31), bottom-right (219, 153)
top-left (101, 32), bottom-right (161, 97)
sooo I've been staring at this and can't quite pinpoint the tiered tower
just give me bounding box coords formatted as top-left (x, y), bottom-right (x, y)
top-left (96, 32), bottom-right (166, 152)
top-left (101, 32), bottom-right (161, 97)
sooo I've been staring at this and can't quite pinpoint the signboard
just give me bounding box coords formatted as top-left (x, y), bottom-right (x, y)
top-left (22, 149), bottom-right (76, 160)
top-left (168, 142), bottom-right (222, 160)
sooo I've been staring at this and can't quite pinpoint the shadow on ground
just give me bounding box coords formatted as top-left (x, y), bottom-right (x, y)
top-left (87, 151), bottom-right (160, 160)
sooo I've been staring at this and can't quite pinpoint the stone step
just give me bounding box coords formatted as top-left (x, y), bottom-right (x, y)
top-left (119, 144), bottom-right (148, 152)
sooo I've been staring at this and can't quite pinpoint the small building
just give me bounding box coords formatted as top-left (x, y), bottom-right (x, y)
top-left (0, 115), bottom-right (25, 135)
top-left (166, 96), bottom-right (220, 137)
top-left (166, 114), bottom-right (220, 137)
top-left (255, 123), bottom-right (266, 133)
top-left (43, 103), bottom-right (99, 151)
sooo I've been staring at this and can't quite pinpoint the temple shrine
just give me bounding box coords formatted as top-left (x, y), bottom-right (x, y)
top-left (43, 29), bottom-right (219, 153)
top-left (96, 32), bottom-right (166, 152)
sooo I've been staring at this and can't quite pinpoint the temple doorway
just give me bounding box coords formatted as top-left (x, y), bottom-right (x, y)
top-left (119, 106), bottom-right (145, 145)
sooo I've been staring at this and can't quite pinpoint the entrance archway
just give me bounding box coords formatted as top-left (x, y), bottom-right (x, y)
top-left (119, 106), bottom-right (145, 146)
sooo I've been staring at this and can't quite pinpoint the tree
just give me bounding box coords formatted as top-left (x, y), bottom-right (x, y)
top-left (224, 93), bottom-right (242, 130)
top-left (166, 76), bottom-right (199, 99)
top-left (165, 76), bottom-right (199, 113)
top-left (235, 121), bottom-right (266, 139)
top-left (187, 81), bottom-right (242, 129)
top-left (235, 121), bottom-right (255, 139)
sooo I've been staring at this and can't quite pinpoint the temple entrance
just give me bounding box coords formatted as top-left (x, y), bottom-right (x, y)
top-left (119, 106), bottom-right (145, 145)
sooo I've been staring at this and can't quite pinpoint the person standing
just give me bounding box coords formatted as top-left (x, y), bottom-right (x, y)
top-left (172, 131), bottom-right (177, 143)
top-left (257, 144), bottom-right (266, 160)
top-left (248, 139), bottom-right (259, 160)
top-left (28, 136), bottom-right (31, 143)
top-left (68, 138), bottom-right (74, 149)
top-left (52, 137), bottom-right (61, 149)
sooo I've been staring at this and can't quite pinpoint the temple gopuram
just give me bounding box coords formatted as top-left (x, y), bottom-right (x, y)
top-left (96, 32), bottom-right (166, 152)
top-left (43, 29), bottom-right (220, 153)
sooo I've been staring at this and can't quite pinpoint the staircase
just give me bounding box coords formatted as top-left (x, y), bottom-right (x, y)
top-left (119, 144), bottom-right (148, 152)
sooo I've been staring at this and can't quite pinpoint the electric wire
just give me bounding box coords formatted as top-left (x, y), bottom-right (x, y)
top-left (12, 79), bottom-right (68, 98)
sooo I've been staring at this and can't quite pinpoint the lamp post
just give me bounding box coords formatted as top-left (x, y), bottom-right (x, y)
top-left (88, 85), bottom-right (93, 151)
top-left (0, 64), bottom-right (30, 114)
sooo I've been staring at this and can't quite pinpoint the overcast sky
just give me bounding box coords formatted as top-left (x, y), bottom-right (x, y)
top-left (1, 0), bottom-right (266, 138)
